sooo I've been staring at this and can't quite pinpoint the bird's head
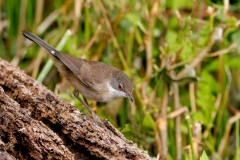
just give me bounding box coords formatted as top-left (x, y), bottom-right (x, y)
top-left (108, 70), bottom-right (134, 102)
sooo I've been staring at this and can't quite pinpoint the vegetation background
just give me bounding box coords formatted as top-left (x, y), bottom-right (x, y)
top-left (1, 0), bottom-right (240, 159)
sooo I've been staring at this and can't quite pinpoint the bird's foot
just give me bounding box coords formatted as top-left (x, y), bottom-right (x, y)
top-left (90, 110), bottom-right (103, 125)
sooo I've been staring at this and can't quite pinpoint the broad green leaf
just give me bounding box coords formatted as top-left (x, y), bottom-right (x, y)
top-left (200, 150), bottom-right (209, 160)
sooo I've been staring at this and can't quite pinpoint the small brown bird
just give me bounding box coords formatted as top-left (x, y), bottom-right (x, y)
top-left (22, 30), bottom-right (134, 122)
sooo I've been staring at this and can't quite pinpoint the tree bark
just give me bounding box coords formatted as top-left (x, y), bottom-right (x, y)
top-left (0, 58), bottom-right (156, 160)
top-left (0, 138), bottom-right (16, 160)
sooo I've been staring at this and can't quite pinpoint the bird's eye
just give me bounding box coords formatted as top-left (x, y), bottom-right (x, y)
top-left (118, 83), bottom-right (123, 90)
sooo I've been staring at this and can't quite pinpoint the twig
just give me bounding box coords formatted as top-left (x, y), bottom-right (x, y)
top-left (206, 44), bottom-right (236, 57)
top-left (84, 19), bottom-right (104, 52)
top-left (33, 0), bottom-right (44, 32)
top-left (71, 0), bottom-right (84, 34)
top-left (189, 83), bottom-right (197, 112)
top-left (173, 82), bottom-right (182, 160)
top-left (218, 113), bottom-right (240, 156)
top-left (10, 0), bottom-right (27, 66)
top-left (167, 107), bottom-right (189, 119)
top-left (176, 32), bottom-right (215, 79)
top-left (37, 10), bottom-right (60, 34)
top-left (97, 0), bottom-right (129, 71)
top-left (158, 86), bottom-right (168, 159)
top-left (141, 0), bottom-right (159, 110)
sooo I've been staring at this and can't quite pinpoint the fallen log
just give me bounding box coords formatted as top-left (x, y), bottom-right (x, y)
top-left (0, 58), bottom-right (156, 160)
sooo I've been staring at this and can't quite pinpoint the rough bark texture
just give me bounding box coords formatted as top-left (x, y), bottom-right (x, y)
top-left (0, 150), bottom-right (16, 160)
top-left (0, 138), bottom-right (16, 160)
top-left (0, 58), bottom-right (156, 160)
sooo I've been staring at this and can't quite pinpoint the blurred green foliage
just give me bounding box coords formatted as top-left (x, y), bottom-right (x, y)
top-left (1, 0), bottom-right (240, 159)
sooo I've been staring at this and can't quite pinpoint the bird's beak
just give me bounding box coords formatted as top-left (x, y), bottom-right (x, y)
top-left (126, 93), bottom-right (134, 102)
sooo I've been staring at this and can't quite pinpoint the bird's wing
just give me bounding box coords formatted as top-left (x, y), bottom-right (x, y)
top-left (55, 53), bottom-right (112, 90)
top-left (78, 61), bottom-right (114, 90)
top-left (55, 53), bottom-right (92, 86)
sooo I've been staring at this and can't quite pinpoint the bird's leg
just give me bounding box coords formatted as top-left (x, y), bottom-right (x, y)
top-left (83, 96), bottom-right (89, 106)
top-left (82, 96), bottom-right (102, 122)
top-left (73, 90), bottom-right (102, 123)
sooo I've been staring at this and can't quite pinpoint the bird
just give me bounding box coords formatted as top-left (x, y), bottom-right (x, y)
top-left (21, 30), bottom-right (134, 123)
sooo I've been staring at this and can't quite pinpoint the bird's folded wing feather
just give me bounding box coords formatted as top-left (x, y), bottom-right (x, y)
top-left (56, 53), bottom-right (113, 91)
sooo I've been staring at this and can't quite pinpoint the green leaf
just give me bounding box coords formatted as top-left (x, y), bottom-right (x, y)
top-left (166, 0), bottom-right (194, 9)
top-left (231, 29), bottom-right (240, 51)
top-left (143, 113), bottom-right (156, 131)
top-left (58, 93), bottom-right (73, 101)
top-left (166, 29), bottom-right (177, 44)
top-left (200, 150), bottom-right (209, 160)
top-left (227, 57), bottom-right (240, 68)
top-left (125, 13), bottom-right (140, 26)
top-left (121, 124), bottom-right (131, 133)
top-left (181, 40), bottom-right (193, 61)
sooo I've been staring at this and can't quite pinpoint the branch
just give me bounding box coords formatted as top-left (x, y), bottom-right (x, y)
top-left (0, 58), bottom-right (156, 160)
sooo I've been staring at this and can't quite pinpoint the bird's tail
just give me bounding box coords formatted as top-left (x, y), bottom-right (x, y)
top-left (21, 30), bottom-right (58, 56)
